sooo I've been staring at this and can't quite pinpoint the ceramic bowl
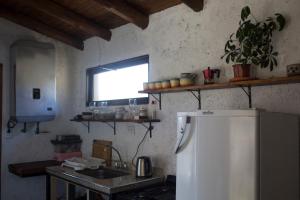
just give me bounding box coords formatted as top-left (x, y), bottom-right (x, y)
top-left (148, 82), bottom-right (155, 90)
top-left (155, 81), bottom-right (162, 89)
top-left (180, 78), bottom-right (194, 86)
top-left (161, 80), bottom-right (171, 88)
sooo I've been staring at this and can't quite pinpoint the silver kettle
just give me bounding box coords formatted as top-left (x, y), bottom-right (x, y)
top-left (136, 156), bottom-right (153, 178)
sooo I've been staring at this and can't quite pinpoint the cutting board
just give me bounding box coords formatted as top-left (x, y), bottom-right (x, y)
top-left (92, 140), bottom-right (112, 167)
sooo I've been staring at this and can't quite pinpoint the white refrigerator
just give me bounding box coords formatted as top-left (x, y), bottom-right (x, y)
top-left (175, 110), bottom-right (299, 200)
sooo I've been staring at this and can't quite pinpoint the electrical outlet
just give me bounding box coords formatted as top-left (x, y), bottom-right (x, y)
top-left (287, 64), bottom-right (300, 76)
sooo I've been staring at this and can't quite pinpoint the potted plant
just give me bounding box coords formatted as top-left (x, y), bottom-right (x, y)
top-left (221, 6), bottom-right (286, 80)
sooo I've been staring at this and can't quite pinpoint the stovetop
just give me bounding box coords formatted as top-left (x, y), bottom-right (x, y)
top-left (116, 175), bottom-right (176, 200)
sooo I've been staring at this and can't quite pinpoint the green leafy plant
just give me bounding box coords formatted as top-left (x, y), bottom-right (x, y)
top-left (221, 6), bottom-right (286, 70)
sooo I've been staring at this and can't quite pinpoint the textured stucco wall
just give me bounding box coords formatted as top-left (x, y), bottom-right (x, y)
top-left (0, 19), bottom-right (76, 200)
top-left (70, 0), bottom-right (300, 177)
top-left (0, 0), bottom-right (300, 199)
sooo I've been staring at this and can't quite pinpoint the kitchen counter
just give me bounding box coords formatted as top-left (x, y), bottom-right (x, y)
top-left (46, 166), bottom-right (163, 194)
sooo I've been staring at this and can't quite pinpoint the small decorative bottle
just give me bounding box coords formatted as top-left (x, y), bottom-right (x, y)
top-left (150, 100), bottom-right (157, 120)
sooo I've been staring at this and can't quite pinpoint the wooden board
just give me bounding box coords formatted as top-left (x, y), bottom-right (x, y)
top-left (139, 76), bottom-right (300, 94)
top-left (8, 160), bottom-right (61, 177)
top-left (92, 140), bottom-right (112, 167)
top-left (71, 119), bottom-right (160, 123)
top-left (0, 0), bottom-right (188, 49)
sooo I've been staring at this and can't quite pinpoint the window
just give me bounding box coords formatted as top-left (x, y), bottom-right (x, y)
top-left (86, 55), bottom-right (149, 106)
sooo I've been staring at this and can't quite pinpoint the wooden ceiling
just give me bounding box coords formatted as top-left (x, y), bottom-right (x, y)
top-left (0, 0), bottom-right (203, 50)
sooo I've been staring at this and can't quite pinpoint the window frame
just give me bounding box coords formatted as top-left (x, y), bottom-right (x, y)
top-left (86, 55), bottom-right (149, 106)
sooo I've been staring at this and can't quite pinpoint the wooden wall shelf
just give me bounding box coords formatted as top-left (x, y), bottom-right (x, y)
top-left (71, 118), bottom-right (160, 137)
top-left (9, 160), bottom-right (60, 177)
top-left (139, 76), bottom-right (300, 110)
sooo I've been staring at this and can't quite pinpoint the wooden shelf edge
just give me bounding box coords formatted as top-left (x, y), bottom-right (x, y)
top-left (139, 76), bottom-right (300, 94)
top-left (71, 119), bottom-right (161, 123)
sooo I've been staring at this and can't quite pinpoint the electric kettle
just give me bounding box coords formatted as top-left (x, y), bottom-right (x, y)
top-left (136, 156), bottom-right (153, 178)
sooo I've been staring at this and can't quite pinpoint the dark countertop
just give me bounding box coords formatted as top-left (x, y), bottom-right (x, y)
top-left (46, 166), bottom-right (163, 194)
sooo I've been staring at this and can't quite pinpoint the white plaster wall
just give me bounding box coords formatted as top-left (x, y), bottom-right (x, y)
top-left (0, 19), bottom-right (77, 200)
top-left (1, 0), bottom-right (300, 199)
top-left (70, 0), bottom-right (300, 177)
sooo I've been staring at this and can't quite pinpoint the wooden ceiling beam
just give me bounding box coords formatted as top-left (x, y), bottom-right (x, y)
top-left (181, 0), bottom-right (203, 12)
top-left (4, 0), bottom-right (112, 41)
top-left (93, 0), bottom-right (149, 29)
top-left (0, 8), bottom-right (84, 50)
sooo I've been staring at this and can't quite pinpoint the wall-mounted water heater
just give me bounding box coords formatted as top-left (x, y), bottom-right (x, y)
top-left (8, 40), bottom-right (56, 133)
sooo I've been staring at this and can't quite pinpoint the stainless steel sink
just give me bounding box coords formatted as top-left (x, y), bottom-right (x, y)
top-left (76, 167), bottom-right (129, 179)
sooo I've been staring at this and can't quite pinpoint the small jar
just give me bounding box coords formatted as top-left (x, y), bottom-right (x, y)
top-left (115, 107), bottom-right (126, 120)
top-left (170, 79), bottom-right (180, 88)
top-left (161, 80), bottom-right (171, 89)
top-left (155, 81), bottom-right (162, 89)
top-left (139, 107), bottom-right (148, 119)
top-left (180, 78), bottom-right (194, 86)
top-left (148, 82), bottom-right (155, 90)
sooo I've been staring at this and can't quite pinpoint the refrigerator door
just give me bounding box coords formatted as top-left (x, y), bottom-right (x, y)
top-left (176, 112), bottom-right (258, 200)
top-left (176, 115), bottom-right (198, 200)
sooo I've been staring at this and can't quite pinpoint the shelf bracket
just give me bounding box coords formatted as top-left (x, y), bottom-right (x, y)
top-left (21, 122), bottom-right (27, 133)
top-left (189, 90), bottom-right (201, 110)
top-left (240, 86), bottom-right (252, 108)
top-left (79, 121), bottom-right (90, 133)
top-left (141, 122), bottom-right (154, 138)
top-left (104, 121), bottom-right (116, 135)
top-left (150, 93), bottom-right (162, 110)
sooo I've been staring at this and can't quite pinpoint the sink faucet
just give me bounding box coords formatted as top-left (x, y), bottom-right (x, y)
top-left (104, 144), bottom-right (126, 169)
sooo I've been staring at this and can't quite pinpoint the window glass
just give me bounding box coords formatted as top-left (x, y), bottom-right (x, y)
top-left (87, 55), bottom-right (149, 106)
top-left (93, 64), bottom-right (148, 101)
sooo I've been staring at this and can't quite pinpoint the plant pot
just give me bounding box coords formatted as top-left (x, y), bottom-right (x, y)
top-left (232, 64), bottom-right (251, 78)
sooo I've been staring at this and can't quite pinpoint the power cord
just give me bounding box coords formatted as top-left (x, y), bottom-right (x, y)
top-left (131, 128), bottom-right (150, 167)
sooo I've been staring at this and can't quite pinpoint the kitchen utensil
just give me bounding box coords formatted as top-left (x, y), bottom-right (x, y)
top-left (202, 67), bottom-right (220, 84)
top-left (170, 79), bottom-right (180, 88)
top-left (136, 156), bottom-right (153, 178)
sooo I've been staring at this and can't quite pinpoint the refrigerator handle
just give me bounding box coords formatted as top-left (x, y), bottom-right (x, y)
top-left (174, 116), bottom-right (192, 154)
